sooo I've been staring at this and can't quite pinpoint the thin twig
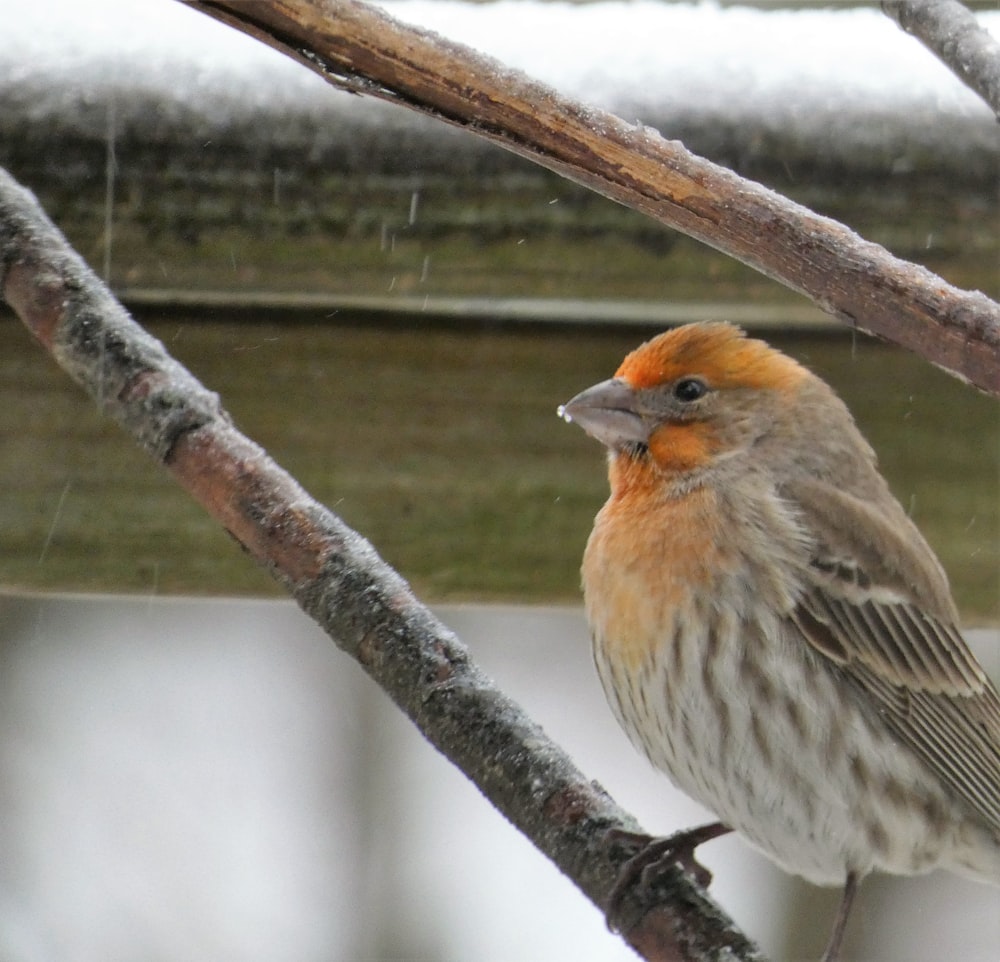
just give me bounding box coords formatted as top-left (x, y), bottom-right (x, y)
top-left (0, 165), bottom-right (767, 962)
top-left (184, 0), bottom-right (1000, 396)
top-left (883, 0), bottom-right (1000, 120)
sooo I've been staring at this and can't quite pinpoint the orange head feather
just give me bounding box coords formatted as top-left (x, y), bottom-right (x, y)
top-left (562, 323), bottom-right (817, 488)
top-left (615, 322), bottom-right (808, 394)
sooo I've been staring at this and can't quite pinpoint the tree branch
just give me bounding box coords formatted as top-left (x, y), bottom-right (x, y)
top-left (0, 165), bottom-right (768, 961)
top-left (882, 0), bottom-right (1000, 120)
top-left (182, 0), bottom-right (1000, 396)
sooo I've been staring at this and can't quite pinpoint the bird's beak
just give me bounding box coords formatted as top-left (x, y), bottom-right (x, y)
top-left (558, 377), bottom-right (649, 449)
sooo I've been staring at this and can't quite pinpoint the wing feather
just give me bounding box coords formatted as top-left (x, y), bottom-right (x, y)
top-left (793, 590), bottom-right (1000, 835)
top-left (782, 479), bottom-right (1000, 837)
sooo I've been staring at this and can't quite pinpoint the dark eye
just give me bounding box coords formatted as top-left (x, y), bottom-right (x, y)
top-left (673, 378), bottom-right (708, 402)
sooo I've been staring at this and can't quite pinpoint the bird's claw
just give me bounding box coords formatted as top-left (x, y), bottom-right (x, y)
top-left (603, 822), bottom-right (731, 933)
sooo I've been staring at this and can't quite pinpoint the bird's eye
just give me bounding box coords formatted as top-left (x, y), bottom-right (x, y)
top-left (673, 378), bottom-right (708, 402)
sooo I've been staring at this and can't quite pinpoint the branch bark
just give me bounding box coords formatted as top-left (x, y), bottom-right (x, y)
top-left (184, 0), bottom-right (1000, 397)
top-left (0, 165), bottom-right (768, 961)
top-left (882, 0), bottom-right (1000, 120)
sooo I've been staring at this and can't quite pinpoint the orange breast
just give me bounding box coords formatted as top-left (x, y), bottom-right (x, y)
top-left (582, 484), bottom-right (736, 672)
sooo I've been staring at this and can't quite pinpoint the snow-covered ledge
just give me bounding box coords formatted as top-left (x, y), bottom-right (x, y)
top-left (3, 0), bottom-right (998, 178)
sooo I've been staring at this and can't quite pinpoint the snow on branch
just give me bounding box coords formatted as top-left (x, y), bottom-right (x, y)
top-left (187, 0), bottom-right (1000, 396)
top-left (883, 0), bottom-right (1000, 120)
top-left (0, 165), bottom-right (768, 962)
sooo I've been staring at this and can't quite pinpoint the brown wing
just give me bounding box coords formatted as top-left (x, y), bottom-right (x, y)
top-left (783, 481), bottom-right (1000, 836)
top-left (793, 588), bottom-right (1000, 836)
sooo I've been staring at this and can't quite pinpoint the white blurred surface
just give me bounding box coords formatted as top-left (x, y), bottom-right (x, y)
top-left (0, 594), bottom-right (997, 961)
top-left (5, 0), bottom-right (997, 133)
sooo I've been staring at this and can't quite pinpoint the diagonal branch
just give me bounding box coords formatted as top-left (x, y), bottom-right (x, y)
top-left (0, 165), bottom-right (768, 962)
top-left (184, 0), bottom-right (1000, 396)
top-left (882, 0), bottom-right (1000, 120)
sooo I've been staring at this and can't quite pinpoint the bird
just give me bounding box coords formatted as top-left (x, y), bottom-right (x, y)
top-left (558, 322), bottom-right (1000, 961)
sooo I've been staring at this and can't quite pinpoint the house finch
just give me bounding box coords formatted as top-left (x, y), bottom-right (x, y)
top-left (559, 322), bottom-right (1000, 961)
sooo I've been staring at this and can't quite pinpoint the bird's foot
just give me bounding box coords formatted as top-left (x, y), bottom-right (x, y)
top-left (603, 821), bottom-right (731, 933)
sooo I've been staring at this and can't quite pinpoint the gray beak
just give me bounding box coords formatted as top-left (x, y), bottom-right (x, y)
top-left (558, 378), bottom-right (649, 449)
